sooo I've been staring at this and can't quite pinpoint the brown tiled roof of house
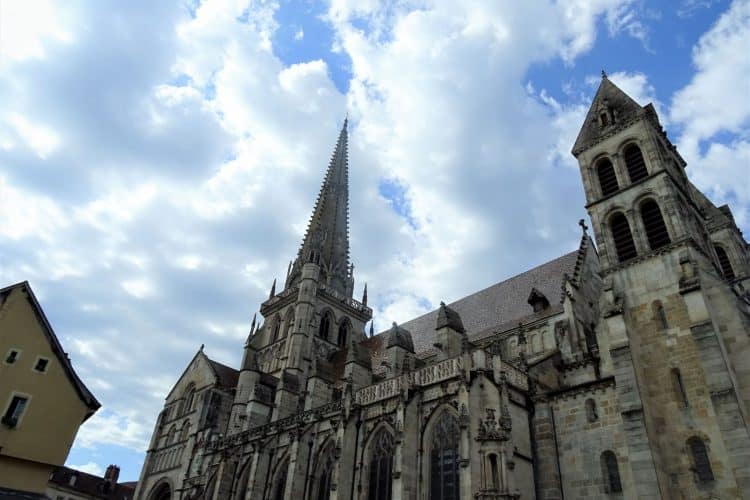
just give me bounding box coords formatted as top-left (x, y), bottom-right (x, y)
top-left (371, 251), bottom-right (578, 359)
top-left (48, 466), bottom-right (135, 500)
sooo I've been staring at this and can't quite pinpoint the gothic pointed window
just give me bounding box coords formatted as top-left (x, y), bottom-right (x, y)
top-left (318, 312), bottom-right (332, 340)
top-left (640, 200), bottom-right (671, 251)
top-left (283, 310), bottom-right (295, 338)
top-left (272, 459), bottom-right (289, 500)
top-left (610, 213), bottom-right (637, 262)
top-left (687, 437), bottom-right (713, 483)
top-left (337, 321), bottom-right (350, 347)
top-left (600, 450), bottom-right (622, 493)
top-left (367, 429), bottom-right (394, 500)
top-left (623, 143), bottom-right (648, 182)
top-left (714, 245), bottom-right (735, 280)
top-left (183, 384), bottom-right (195, 414)
top-left (430, 412), bottom-right (461, 500)
top-left (315, 448), bottom-right (335, 500)
top-left (597, 159), bottom-right (619, 197)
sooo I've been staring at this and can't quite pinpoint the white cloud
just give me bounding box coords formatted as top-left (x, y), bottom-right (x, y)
top-left (0, 0), bottom-right (74, 63)
top-left (5, 113), bottom-right (61, 158)
top-left (68, 461), bottom-right (104, 476)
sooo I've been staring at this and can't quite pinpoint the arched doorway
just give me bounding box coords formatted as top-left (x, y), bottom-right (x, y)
top-left (148, 481), bottom-right (172, 500)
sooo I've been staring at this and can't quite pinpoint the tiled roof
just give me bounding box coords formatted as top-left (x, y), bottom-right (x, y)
top-left (373, 251), bottom-right (579, 357)
top-left (48, 466), bottom-right (135, 500)
top-left (0, 281), bottom-right (101, 417)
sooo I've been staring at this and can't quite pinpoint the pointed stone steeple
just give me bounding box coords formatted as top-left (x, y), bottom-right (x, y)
top-left (572, 76), bottom-right (643, 156)
top-left (288, 118), bottom-right (353, 296)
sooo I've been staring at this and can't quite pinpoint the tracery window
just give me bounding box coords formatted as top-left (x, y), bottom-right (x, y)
top-left (315, 449), bottom-right (334, 500)
top-left (610, 213), bottom-right (637, 262)
top-left (597, 158), bottom-right (619, 197)
top-left (430, 412), bottom-right (461, 500)
top-left (640, 200), bottom-right (671, 251)
top-left (368, 429), bottom-right (394, 500)
top-left (600, 450), bottom-right (622, 493)
top-left (688, 437), bottom-right (713, 483)
top-left (272, 316), bottom-right (282, 342)
top-left (623, 143), bottom-right (648, 182)
top-left (319, 312), bottom-right (332, 340)
top-left (714, 245), bottom-right (735, 280)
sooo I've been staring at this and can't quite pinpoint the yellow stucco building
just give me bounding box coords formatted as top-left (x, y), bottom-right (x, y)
top-left (0, 281), bottom-right (100, 497)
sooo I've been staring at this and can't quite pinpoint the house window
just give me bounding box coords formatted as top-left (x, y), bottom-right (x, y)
top-left (4, 349), bottom-right (20, 364)
top-left (610, 213), bottom-right (637, 262)
top-left (623, 144), bottom-right (648, 182)
top-left (640, 200), bottom-right (671, 251)
top-left (597, 159), bottom-right (619, 197)
top-left (714, 245), bottom-right (735, 280)
top-left (430, 412), bottom-right (461, 500)
top-left (34, 357), bottom-right (49, 373)
top-left (2, 395), bottom-right (29, 428)
top-left (368, 429), bottom-right (394, 500)
top-left (601, 450), bottom-right (622, 493)
top-left (687, 437), bottom-right (713, 483)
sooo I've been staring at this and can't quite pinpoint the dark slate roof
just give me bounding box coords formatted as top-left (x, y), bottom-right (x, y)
top-left (49, 466), bottom-right (135, 500)
top-left (0, 281), bottom-right (101, 418)
top-left (376, 251), bottom-right (579, 356)
top-left (572, 76), bottom-right (643, 155)
top-left (207, 358), bottom-right (239, 388)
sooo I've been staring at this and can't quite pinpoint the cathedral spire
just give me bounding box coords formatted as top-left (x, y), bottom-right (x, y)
top-left (290, 118), bottom-right (353, 296)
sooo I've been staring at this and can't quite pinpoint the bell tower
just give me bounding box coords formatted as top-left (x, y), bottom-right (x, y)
top-left (572, 74), bottom-right (750, 498)
top-left (230, 119), bottom-right (373, 431)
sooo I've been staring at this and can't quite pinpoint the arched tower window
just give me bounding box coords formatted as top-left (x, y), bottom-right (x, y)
top-left (610, 213), bottom-right (637, 262)
top-left (653, 301), bottom-right (668, 330)
top-left (337, 321), bottom-right (350, 347)
top-left (318, 312), bottom-right (332, 340)
top-left (623, 143), bottom-right (648, 182)
top-left (180, 421), bottom-right (190, 441)
top-left (640, 200), bottom-right (671, 250)
top-left (283, 310), bottom-right (295, 338)
top-left (671, 367), bottom-right (688, 407)
top-left (586, 398), bottom-right (598, 422)
top-left (687, 437), bottom-right (713, 483)
top-left (430, 412), bottom-right (461, 500)
top-left (600, 450), bottom-right (622, 493)
top-left (183, 384), bottom-right (195, 414)
top-left (367, 429), bottom-right (394, 500)
top-left (714, 245), bottom-right (735, 280)
top-left (597, 159), bottom-right (619, 197)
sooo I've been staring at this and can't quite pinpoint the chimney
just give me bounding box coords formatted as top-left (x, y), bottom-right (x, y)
top-left (104, 464), bottom-right (120, 484)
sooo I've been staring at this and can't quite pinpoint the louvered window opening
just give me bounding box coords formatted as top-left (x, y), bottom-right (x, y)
top-left (368, 430), bottom-right (394, 500)
top-left (688, 437), bottom-right (714, 482)
top-left (624, 144), bottom-right (648, 182)
top-left (430, 413), bottom-right (461, 500)
top-left (597, 159), bottom-right (619, 197)
top-left (601, 451), bottom-right (622, 493)
top-left (611, 214), bottom-right (637, 262)
top-left (641, 201), bottom-right (671, 250)
top-left (714, 245), bottom-right (735, 280)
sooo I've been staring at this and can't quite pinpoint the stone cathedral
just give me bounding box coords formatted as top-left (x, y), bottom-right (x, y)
top-left (134, 76), bottom-right (750, 500)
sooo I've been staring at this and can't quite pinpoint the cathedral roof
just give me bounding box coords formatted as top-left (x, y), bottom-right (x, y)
top-left (572, 75), bottom-right (644, 155)
top-left (374, 250), bottom-right (579, 357)
top-left (207, 358), bottom-right (239, 389)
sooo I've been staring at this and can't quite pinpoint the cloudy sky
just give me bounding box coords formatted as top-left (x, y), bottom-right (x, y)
top-left (1, 0), bottom-right (748, 481)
